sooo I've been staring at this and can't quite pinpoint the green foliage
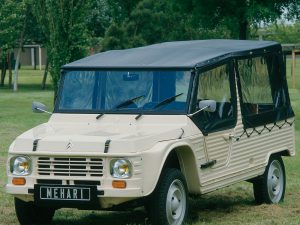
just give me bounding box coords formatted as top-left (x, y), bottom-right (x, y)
top-left (102, 0), bottom-right (300, 50)
top-left (23, 4), bottom-right (45, 45)
top-left (0, 0), bottom-right (26, 52)
top-left (102, 23), bottom-right (129, 50)
top-left (87, 0), bottom-right (111, 38)
top-left (285, 0), bottom-right (300, 21)
top-left (1, 0), bottom-right (300, 91)
top-left (107, 0), bottom-right (142, 23)
top-left (253, 22), bottom-right (300, 43)
top-left (33, 0), bottom-right (91, 93)
top-left (102, 0), bottom-right (233, 51)
top-left (178, 0), bottom-right (300, 39)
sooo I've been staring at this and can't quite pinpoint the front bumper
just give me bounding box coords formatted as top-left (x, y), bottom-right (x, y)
top-left (6, 154), bottom-right (144, 208)
top-left (6, 179), bottom-right (143, 209)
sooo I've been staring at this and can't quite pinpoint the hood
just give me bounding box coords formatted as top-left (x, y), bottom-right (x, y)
top-left (11, 114), bottom-right (198, 154)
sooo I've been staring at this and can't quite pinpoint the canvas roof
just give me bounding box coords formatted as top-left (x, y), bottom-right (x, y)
top-left (62, 39), bottom-right (280, 70)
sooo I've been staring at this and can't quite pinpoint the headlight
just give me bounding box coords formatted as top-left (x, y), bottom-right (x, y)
top-left (110, 159), bottom-right (132, 179)
top-left (10, 156), bottom-right (31, 176)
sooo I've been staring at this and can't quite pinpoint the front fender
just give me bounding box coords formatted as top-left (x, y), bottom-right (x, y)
top-left (141, 139), bottom-right (199, 196)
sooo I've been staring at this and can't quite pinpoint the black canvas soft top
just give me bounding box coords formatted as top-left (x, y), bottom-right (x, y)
top-left (62, 39), bottom-right (280, 70)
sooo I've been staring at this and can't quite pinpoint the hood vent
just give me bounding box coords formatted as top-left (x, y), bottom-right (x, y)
top-left (32, 139), bottom-right (40, 151)
top-left (104, 139), bottom-right (111, 153)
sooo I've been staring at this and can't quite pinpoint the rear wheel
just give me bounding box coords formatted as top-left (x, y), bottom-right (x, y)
top-left (147, 168), bottom-right (188, 225)
top-left (15, 198), bottom-right (55, 225)
top-left (253, 155), bottom-right (286, 204)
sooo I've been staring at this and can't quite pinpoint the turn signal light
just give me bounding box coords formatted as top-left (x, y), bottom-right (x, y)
top-left (112, 180), bottom-right (126, 189)
top-left (12, 177), bottom-right (26, 185)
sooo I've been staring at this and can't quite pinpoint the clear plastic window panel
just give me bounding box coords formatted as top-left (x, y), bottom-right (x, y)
top-left (58, 70), bottom-right (191, 113)
top-left (238, 56), bottom-right (275, 115)
top-left (195, 64), bottom-right (234, 130)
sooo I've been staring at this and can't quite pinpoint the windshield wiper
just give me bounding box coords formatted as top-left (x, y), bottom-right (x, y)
top-left (153, 93), bottom-right (183, 109)
top-left (96, 113), bottom-right (104, 120)
top-left (115, 95), bottom-right (145, 109)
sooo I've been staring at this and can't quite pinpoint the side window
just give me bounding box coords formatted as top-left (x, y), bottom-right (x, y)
top-left (237, 54), bottom-right (294, 128)
top-left (193, 63), bottom-right (235, 133)
top-left (238, 56), bottom-right (274, 115)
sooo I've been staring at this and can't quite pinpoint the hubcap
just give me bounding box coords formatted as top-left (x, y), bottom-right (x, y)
top-left (166, 179), bottom-right (186, 225)
top-left (267, 160), bottom-right (284, 203)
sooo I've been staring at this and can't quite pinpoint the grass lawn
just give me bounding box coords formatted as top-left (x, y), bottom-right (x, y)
top-left (0, 61), bottom-right (299, 225)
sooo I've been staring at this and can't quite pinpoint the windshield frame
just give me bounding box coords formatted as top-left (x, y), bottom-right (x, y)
top-left (54, 68), bottom-right (195, 115)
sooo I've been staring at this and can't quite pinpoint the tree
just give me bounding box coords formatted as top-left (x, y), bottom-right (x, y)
top-left (101, 0), bottom-right (142, 50)
top-left (101, 0), bottom-right (300, 50)
top-left (13, 12), bottom-right (26, 92)
top-left (85, 0), bottom-right (111, 52)
top-left (102, 0), bottom-right (232, 50)
top-left (106, 0), bottom-right (142, 23)
top-left (33, 0), bottom-right (91, 96)
top-left (0, 0), bottom-right (26, 87)
top-left (24, 4), bottom-right (46, 45)
top-left (178, 0), bottom-right (300, 40)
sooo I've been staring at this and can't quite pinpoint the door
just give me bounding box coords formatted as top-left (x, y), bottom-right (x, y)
top-left (189, 62), bottom-right (238, 187)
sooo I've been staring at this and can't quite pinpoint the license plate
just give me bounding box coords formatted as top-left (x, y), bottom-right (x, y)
top-left (39, 186), bottom-right (91, 201)
top-left (34, 185), bottom-right (98, 208)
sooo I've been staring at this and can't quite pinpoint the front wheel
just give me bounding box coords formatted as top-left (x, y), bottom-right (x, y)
top-left (15, 198), bottom-right (55, 225)
top-left (253, 155), bottom-right (286, 204)
top-left (147, 168), bottom-right (188, 225)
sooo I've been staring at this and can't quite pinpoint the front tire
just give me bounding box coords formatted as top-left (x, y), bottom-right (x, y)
top-left (15, 198), bottom-right (55, 225)
top-left (253, 155), bottom-right (286, 204)
top-left (147, 168), bottom-right (188, 225)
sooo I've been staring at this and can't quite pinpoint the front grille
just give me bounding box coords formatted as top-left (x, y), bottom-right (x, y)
top-left (37, 157), bottom-right (104, 177)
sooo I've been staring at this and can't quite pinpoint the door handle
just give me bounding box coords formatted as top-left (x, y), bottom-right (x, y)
top-left (222, 133), bottom-right (239, 141)
top-left (200, 159), bottom-right (217, 169)
top-left (229, 134), bottom-right (240, 141)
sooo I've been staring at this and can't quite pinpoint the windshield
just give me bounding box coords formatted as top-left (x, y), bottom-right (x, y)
top-left (56, 70), bottom-right (192, 114)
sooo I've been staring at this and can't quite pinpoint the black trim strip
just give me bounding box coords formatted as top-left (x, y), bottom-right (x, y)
top-left (237, 119), bottom-right (294, 140)
top-left (37, 179), bottom-right (62, 185)
top-left (104, 139), bottom-right (111, 153)
top-left (74, 180), bottom-right (101, 186)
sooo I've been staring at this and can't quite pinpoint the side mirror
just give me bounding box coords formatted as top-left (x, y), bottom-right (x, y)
top-left (32, 102), bottom-right (51, 114)
top-left (188, 99), bottom-right (216, 117)
top-left (198, 100), bottom-right (216, 112)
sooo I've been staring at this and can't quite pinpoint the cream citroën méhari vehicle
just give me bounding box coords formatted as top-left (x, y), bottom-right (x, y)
top-left (6, 40), bottom-right (295, 225)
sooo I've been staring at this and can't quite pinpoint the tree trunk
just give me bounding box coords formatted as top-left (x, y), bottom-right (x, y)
top-left (239, 20), bottom-right (249, 40)
top-left (0, 50), bottom-right (1, 86)
top-left (41, 60), bottom-right (49, 89)
top-left (8, 51), bottom-right (12, 87)
top-left (34, 47), bottom-right (37, 70)
top-left (0, 56), bottom-right (7, 86)
top-left (13, 19), bottom-right (26, 92)
top-left (14, 47), bottom-right (22, 91)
